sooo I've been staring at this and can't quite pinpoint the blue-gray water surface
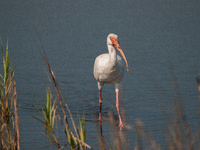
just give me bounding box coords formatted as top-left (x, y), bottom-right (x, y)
top-left (1, 1), bottom-right (200, 149)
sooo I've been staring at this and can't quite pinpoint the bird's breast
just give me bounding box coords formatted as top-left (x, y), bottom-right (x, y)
top-left (93, 54), bottom-right (124, 85)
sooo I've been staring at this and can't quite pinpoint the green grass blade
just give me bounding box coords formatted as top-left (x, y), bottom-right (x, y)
top-left (31, 99), bottom-right (44, 118)
top-left (30, 114), bottom-right (46, 125)
top-left (3, 36), bottom-right (10, 85)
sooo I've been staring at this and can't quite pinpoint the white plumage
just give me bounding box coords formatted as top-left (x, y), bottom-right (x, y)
top-left (93, 33), bottom-right (129, 130)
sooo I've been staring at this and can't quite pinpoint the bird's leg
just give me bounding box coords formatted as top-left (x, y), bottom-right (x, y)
top-left (116, 90), bottom-right (124, 131)
top-left (98, 90), bottom-right (103, 121)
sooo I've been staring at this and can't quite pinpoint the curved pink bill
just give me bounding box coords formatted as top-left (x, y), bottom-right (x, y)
top-left (114, 42), bottom-right (129, 72)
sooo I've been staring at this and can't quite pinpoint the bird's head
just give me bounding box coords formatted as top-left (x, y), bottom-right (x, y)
top-left (107, 33), bottom-right (118, 45)
top-left (107, 33), bottom-right (129, 72)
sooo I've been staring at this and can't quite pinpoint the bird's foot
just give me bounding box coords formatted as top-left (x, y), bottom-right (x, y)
top-left (118, 123), bottom-right (124, 131)
top-left (98, 113), bottom-right (103, 122)
top-left (98, 118), bottom-right (103, 122)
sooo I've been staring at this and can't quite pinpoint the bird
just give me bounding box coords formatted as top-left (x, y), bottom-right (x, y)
top-left (93, 33), bottom-right (129, 130)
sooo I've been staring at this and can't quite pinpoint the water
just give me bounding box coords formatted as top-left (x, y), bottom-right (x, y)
top-left (1, 1), bottom-right (200, 149)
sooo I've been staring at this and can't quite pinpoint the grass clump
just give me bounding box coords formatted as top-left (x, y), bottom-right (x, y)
top-left (0, 36), bottom-right (20, 150)
top-left (33, 30), bottom-right (91, 150)
top-left (31, 87), bottom-right (57, 135)
top-left (65, 113), bottom-right (86, 149)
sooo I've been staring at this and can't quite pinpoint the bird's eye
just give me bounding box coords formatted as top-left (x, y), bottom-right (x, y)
top-left (110, 37), bottom-right (115, 44)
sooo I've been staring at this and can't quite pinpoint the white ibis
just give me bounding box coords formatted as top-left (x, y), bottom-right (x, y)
top-left (93, 33), bottom-right (129, 130)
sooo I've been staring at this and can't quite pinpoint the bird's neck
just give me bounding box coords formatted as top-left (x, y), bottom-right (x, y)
top-left (107, 44), bottom-right (117, 65)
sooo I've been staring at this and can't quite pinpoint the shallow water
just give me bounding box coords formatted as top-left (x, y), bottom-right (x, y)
top-left (1, 1), bottom-right (200, 149)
